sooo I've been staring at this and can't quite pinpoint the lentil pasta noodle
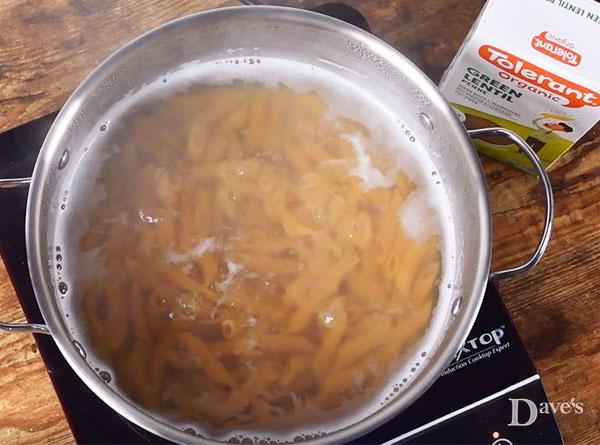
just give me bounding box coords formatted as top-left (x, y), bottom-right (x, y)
top-left (78, 82), bottom-right (441, 429)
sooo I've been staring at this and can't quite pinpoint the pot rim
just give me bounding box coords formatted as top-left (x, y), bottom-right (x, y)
top-left (26, 5), bottom-right (491, 444)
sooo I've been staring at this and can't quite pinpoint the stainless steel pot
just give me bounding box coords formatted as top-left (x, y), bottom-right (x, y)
top-left (0, 5), bottom-right (552, 444)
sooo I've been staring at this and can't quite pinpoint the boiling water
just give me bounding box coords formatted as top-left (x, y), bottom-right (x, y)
top-left (54, 57), bottom-right (457, 442)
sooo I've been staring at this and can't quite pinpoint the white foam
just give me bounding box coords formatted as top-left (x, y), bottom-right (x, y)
top-left (166, 237), bottom-right (216, 265)
top-left (216, 261), bottom-right (243, 292)
top-left (341, 133), bottom-right (396, 190)
top-left (399, 189), bottom-right (439, 241)
top-left (138, 210), bottom-right (162, 225)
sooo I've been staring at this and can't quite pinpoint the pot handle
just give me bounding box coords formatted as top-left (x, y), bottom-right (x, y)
top-left (467, 127), bottom-right (554, 280)
top-left (0, 321), bottom-right (49, 334)
top-left (0, 176), bottom-right (50, 334)
top-left (0, 177), bottom-right (32, 189)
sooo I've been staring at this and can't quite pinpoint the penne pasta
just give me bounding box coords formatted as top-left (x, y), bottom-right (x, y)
top-left (313, 298), bottom-right (348, 381)
top-left (335, 315), bottom-right (392, 369)
top-left (177, 181), bottom-right (197, 251)
top-left (104, 279), bottom-right (128, 353)
top-left (81, 283), bottom-right (109, 357)
top-left (187, 123), bottom-right (207, 161)
top-left (244, 89), bottom-right (269, 153)
top-left (315, 360), bottom-right (372, 410)
top-left (121, 344), bottom-right (159, 408)
top-left (263, 85), bottom-right (293, 152)
top-left (221, 319), bottom-right (238, 339)
top-left (276, 203), bottom-right (314, 237)
top-left (284, 134), bottom-right (314, 174)
top-left (198, 250), bottom-right (219, 284)
top-left (193, 188), bottom-right (214, 240)
top-left (229, 251), bottom-right (301, 276)
top-left (281, 356), bottom-right (312, 388)
top-left (344, 265), bottom-right (388, 304)
top-left (259, 334), bottom-right (317, 355)
top-left (394, 239), bottom-right (425, 296)
top-left (411, 259), bottom-right (441, 305)
top-left (220, 106), bottom-right (249, 134)
top-left (129, 283), bottom-right (150, 344)
top-left (175, 332), bottom-right (236, 387)
top-left (77, 82), bottom-right (441, 430)
top-left (155, 212), bottom-right (176, 254)
top-left (288, 254), bottom-right (358, 333)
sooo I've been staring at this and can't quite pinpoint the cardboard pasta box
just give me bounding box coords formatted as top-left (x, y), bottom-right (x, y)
top-left (440, 0), bottom-right (600, 173)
